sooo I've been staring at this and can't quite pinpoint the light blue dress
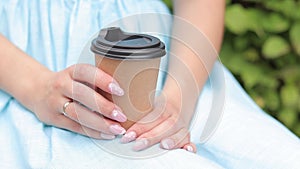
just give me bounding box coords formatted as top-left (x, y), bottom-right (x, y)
top-left (0, 0), bottom-right (299, 169)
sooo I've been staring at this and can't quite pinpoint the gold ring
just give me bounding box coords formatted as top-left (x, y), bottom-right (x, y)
top-left (62, 100), bottom-right (73, 116)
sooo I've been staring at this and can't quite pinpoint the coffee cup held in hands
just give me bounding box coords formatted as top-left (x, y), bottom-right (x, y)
top-left (91, 27), bottom-right (166, 129)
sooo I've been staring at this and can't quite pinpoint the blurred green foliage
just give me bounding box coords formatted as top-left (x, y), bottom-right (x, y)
top-left (163, 0), bottom-right (300, 137)
top-left (222, 0), bottom-right (300, 137)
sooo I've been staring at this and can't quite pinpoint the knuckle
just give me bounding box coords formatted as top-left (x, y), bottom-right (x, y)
top-left (96, 69), bottom-right (111, 84)
top-left (133, 125), bottom-right (148, 135)
top-left (52, 72), bottom-right (71, 93)
top-left (97, 98), bottom-right (114, 115)
top-left (64, 65), bottom-right (75, 77)
top-left (91, 116), bottom-right (106, 131)
top-left (95, 124), bottom-right (108, 133)
top-left (186, 131), bottom-right (190, 138)
top-left (52, 76), bottom-right (65, 90)
top-left (166, 118), bottom-right (177, 127)
top-left (142, 131), bottom-right (156, 139)
top-left (73, 64), bottom-right (89, 80)
top-left (72, 83), bottom-right (85, 98)
top-left (67, 64), bottom-right (76, 71)
top-left (95, 68), bottom-right (105, 80)
top-left (164, 118), bottom-right (180, 132)
top-left (101, 118), bottom-right (113, 128)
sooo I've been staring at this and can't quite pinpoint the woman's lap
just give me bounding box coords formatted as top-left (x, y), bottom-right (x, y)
top-left (191, 63), bottom-right (300, 169)
top-left (2, 63), bottom-right (299, 169)
top-left (2, 66), bottom-right (299, 169)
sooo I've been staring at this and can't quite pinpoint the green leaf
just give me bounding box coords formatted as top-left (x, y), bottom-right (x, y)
top-left (233, 36), bottom-right (249, 51)
top-left (277, 66), bottom-right (300, 82)
top-left (240, 64), bottom-right (262, 89)
top-left (264, 1), bottom-right (297, 19)
top-left (225, 4), bottom-right (249, 35)
top-left (278, 108), bottom-right (297, 128)
top-left (293, 123), bottom-right (300, 137)
top-left (262, 13), bottom-right (290, 33)
top-left (219, 41), bottom-right (235, 65)
top-left (262, 36), bottom-right (290, 59)
top-left (260, 75), bottom-right (279, 89)
top-left (225, 6), bottom-right (263, 36)
top-left (246, 9), bottom-right (264, 36)
top-left (249, 32), bottom-right (265, 47)
top-left (243, 48), bottom-right (259, 62)
top-left (274, 53), bottom-right (300, 71)
top-left (228, 56), bottom-right (247, 74)
top-left (280, 84), bottom-right (299, 108)
top-left (265, 90), bottom-right (280, 111)
top-left (289, 22), bottom-right (300, 56)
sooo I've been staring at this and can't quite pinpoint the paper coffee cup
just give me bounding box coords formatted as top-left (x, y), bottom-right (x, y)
top-left (91, 27), bottom-right (166, 129)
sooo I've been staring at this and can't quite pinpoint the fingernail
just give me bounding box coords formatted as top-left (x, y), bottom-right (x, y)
top-left (161, 138), bottom-right (175, 150)
top-left (108, 82), bottom-right (124, 96)
top-left (121, 131), bottom-right (137, 143)
top-left (186, 145), bottom-right (194, 153)
top-left (133, 138), bottom-right (149, 151)
top-left (109, 124), bottom-right (126, 135)
top-left (111, 109), bottom-right (127, 122)
top-left (100, 133), bottom-right (116, 140)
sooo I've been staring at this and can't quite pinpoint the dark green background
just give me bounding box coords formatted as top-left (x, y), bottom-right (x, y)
top-left (163, 0), bottom-right (300, 137)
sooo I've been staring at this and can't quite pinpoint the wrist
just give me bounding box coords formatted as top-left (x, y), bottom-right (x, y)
top-left (0, 35), bottom-right (53, 112)
top-left (162, 76), bottom-right (199, 113)
top-left (18, 66), bottom-right (53, 112)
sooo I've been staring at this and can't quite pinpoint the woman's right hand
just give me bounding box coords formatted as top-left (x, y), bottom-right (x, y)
top-left (32, 64), bottom-right (127, 140)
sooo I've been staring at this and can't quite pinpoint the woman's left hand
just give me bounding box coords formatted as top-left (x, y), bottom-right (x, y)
top-left (121, 95), bottom-right (197, 153)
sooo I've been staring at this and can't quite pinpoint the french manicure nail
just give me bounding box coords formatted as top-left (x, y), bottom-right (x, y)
top-left (121, 131), bottom-right (137, 143)
top-left (161, 138), bottom-right (175, 150)
top-left (111, 109), bottom-right (127, 122)
top-left (133, 138), bottom-right (149, 151)
top-left (109, 124), bottom-right (126, 135)
top-left (100, 133), bottom-right (116, 140)
top-left (186, 145), bottom-right (194, 152)
top-left (108, 82), bottom-right (124, 96)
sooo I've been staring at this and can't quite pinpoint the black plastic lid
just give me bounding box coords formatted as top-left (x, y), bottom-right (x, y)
top-left (91, 27), bottom-right (166, 59)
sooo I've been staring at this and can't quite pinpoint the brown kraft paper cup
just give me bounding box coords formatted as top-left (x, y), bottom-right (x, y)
top-left (91, 27), bottom-right (166, 129)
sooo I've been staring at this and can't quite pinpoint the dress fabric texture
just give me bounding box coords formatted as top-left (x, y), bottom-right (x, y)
top-left (0, 0), bottom-right (299, 169)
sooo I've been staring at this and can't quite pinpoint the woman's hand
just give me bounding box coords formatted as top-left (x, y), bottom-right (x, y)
top-left (0, 35), bottom-right (128, 140)
top-left (121, 95), bottom-right (197, 153)
top-left (32, 64), bottom-right (128, 140)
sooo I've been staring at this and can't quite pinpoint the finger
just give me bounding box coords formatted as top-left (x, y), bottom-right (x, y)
top-left (63, 101), bottom-right (126, 135)
top-left (182, 143), bottom-right (197, 153)
top-left (132, 117), bottom-right (180, 151)
top-left (66, 81), bottom-right (127, 123)
top-left (121, 104), bottom-right (171, 143)
top-left (160, 128), bottom-right (190, 150)
top-left (69, 64), bottom-right (124, 96)
top-left (121, 112), bottom-right (169, 143)
top-left (54, 114), bottom-right (116, 140)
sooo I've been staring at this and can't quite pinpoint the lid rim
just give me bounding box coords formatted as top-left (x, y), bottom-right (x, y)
top-left (91, 27), bottom-right (166, 59)
top-left (91, 43), bottom-right (166, 60)
top-left (96, 34), bottom-right (161, 49)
